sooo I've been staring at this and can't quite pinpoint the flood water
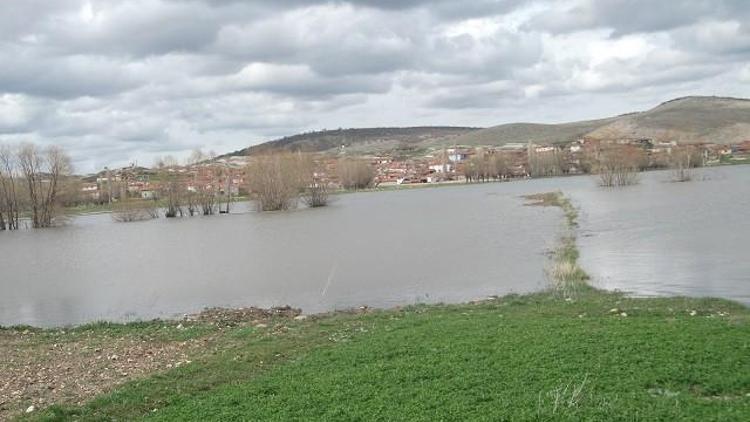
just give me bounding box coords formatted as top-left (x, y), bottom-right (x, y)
top-left (1, 165), bottom-right (748, 327)
top-left (569, 166), bottom-right (750, 306)
top-left (0, 182), bottom-right (561, 327)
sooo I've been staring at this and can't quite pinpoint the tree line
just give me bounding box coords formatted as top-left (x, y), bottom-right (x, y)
top-left (245, 153), bottom-right (374, 211)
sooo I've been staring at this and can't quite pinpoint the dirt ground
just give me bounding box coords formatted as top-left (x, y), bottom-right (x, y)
top-left (0, 306), bottom-right (300, 420)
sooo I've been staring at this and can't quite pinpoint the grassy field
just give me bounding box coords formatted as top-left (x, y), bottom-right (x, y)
top-left (13, 291), bottom-right (749, 421)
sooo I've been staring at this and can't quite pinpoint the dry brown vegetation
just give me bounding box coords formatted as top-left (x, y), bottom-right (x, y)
top-left (245, 152), bottom-right (318, 211)
top-left (337, 158), bottom-right (374, 190)
top-left (669, 146), bottom-right (702, 182)
top-left (527, 147), bottom-right (565, 178)
top-left (111, 200), bottom-right (159, 222)
top-left (594, 144), bottom-right (643, 187)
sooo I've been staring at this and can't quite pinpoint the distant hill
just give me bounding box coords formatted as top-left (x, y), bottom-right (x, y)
top-left (445, 117), bottom-right (621, 147)
top-left (457, 96), bottom-right (750, 147)
top-left (222, 96), bottom-right (750, 158)
top-left (220, 127), bottom-right (479, 157)
top-left (586, 96), bottom-right (750, 144)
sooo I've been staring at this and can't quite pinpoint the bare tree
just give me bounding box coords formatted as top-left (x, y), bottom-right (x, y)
top-left (185, 190), bottom-right (199, 216)
top-left (302, 183), bottom-right (329, 208)
top-left (595, 144), bottom-right (642, 187)
top-left (463, 150), bottom-right (509, 182)
top-left (0, 144), bottom-right (21, 230)
top-left (246, 152), bottom-right (311, 211)
top-left (112, 199), bottom-right (159, 222)
top-left (527, 144), bottom-right (564, 177)
top-left (337, 158), bottom-right (374, 190)
top-left (16, 144), bottom-right (72, 228)
top-left (199, 189), bottom-right (219, 215)
top-left (247, 153), bottom-right (298, 211)
top-left (162, 177), bottom-right (184, 218)
top-left (670, 146), bottom-right (701, 182)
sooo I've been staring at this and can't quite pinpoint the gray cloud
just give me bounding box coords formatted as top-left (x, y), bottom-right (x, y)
top-left (0, 0), bottom-right (748, 172)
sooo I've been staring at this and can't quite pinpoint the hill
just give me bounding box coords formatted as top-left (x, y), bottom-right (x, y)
top-left (587, 96), bottom-right (750, 143)
top-left (223, 96), bottom-right (750, 158)
top-left (220, 127), bottom-right (479, 157)
top-left (445, 117), bottom-right (620, 146)
top-left (457, 96), bottom-right (750, 147)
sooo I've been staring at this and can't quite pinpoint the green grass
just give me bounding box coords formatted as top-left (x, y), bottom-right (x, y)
top-left (25, 291), bottom-right (750, 421)
top-left (524, 191), bottom-right (589, 296)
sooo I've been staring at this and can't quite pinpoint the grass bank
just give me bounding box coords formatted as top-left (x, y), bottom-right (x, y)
top-left (523, 191), bottom-right (589, 297)
top-left (9, 292), bottom-right (749, 421)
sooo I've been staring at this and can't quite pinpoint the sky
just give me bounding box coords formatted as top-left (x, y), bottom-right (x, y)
top-left (0, 0), bottom-right (749, 173)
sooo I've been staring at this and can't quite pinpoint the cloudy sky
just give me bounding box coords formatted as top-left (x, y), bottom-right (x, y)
top-left (1, 0), bottom-right (749, 172)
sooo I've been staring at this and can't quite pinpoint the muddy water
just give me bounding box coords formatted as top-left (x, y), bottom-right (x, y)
top-left (2, 165), bottom-right (748, 327)
top-left (569, 166), bottom-right (750, 306)
top-left (0, 182), bottom-right (559, 327)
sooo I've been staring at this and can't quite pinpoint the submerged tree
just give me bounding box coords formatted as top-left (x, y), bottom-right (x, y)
top-left (16, 143), bottom-right (72, 228)
top-left (463, 150), bottom-right (509, 183)
top-left (669, 146), bottom-right (702, 182)
top-left (112, 199), bottom-right (159, 222)
top-left (595, 144), bottom-right (642, 187)
top-left (527, 144), bottom-right (565, 178)
top-left (337, 158), bottom-right (374, 190)
top-left (246, 153), bottom-right (304, 211)
top-left (0, 144), bottom-right (21, 230)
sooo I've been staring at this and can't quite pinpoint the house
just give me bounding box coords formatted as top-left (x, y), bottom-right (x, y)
top-left (80, 183), bottom-right (100, 200)
top-left (428, 163), bottom-right (453, 173)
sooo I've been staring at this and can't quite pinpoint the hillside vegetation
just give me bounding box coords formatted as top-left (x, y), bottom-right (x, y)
top-left (221, 127), bottom-right (478, 157)
top-left (223, 96), bottom-right (750, 158)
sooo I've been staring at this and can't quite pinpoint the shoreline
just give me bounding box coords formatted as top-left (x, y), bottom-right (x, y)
top-left (4, 288), bottom-right (747, 420)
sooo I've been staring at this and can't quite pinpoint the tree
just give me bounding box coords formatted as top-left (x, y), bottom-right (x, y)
top-left (0, 144), bottom-right (20, 230)
top-left (670, 146), bottom-right (701, 182)
top-left (246, 153), bottom-right (305, 211)
top-left (160, 171), bottom-right (184, 218)
top-left (594, 144), bottom-right (642, 187)
top-left (16, 143), bottom-right (72, 228)
top-left (112, 199), bottom-right (159, 222)
top-left (527, 144), bottom-right (564, 177)
top-left (337, 158), bottom-right (374, 190)
top-left (463, 150), bottom-right (510, 182)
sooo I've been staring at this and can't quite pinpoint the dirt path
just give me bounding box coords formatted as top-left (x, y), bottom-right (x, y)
top-left (0, 306), bottom-right (300, 420)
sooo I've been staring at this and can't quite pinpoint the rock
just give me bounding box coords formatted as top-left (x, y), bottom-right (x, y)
top-left (25, 405), bottom-right (35, 413)
top-left (609, 308), bottom-right (619, 313)
top-left (294, 315), bottom-right (308, 321)
top-left (620, 312), bottom-right (628, 317)
top-left (689, 310), bottom-right (697, 316)
top-left (176, 323), bottom-right (184, 330)
top-left (254, 323), bottom-right (268, 328)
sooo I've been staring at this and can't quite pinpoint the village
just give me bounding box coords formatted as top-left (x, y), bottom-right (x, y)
top-left (78, 138), bottom-right (750, 204)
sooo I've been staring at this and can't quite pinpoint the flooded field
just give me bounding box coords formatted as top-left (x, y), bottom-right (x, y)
top-left (2, 165), bottom-right (748, 327)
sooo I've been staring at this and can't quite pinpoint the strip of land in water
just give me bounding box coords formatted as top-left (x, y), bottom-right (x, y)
top-left (3, 193), bottom-right (749, 420)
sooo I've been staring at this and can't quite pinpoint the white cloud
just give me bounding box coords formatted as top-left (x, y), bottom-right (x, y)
top-left (0, 0), bottom-right (749, 172)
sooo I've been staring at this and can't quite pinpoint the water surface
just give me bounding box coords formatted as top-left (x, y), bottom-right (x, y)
top-left (0, 183), bottom-right (560, 326)
top-left (2, 165), bottom-right (748, 327)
